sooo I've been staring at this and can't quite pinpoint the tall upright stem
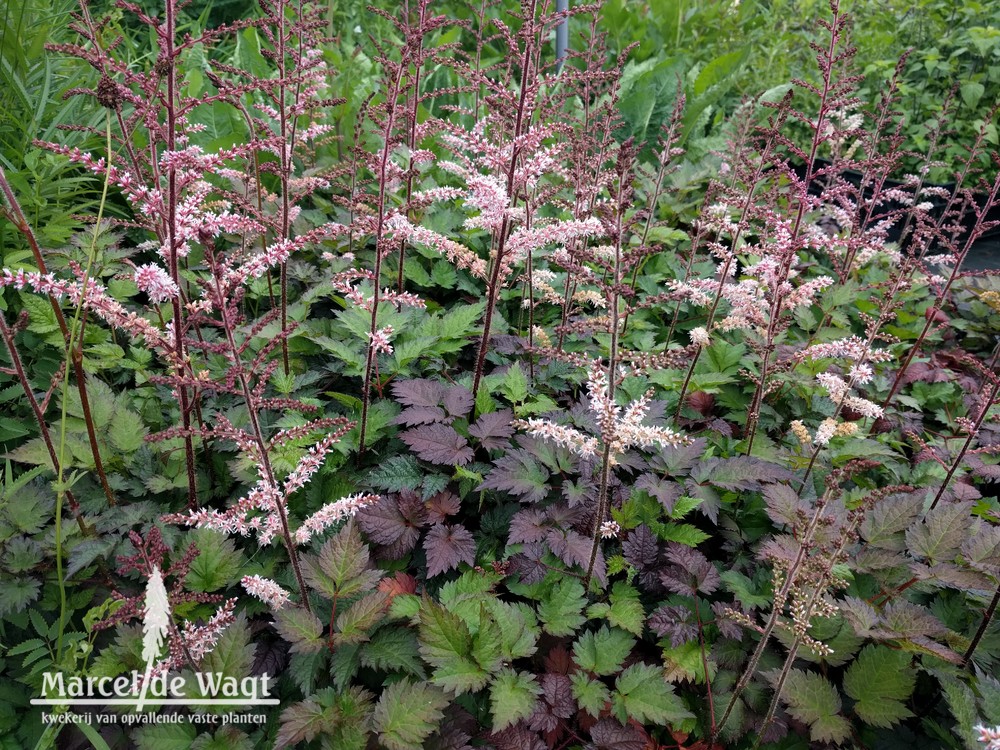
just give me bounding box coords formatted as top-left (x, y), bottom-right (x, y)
top-left (471, 0), bottom-right (538, 402)
top-left (0, 168), bottom-right (116, 506)
top-left (714, 488), bottom-right (832, 739)
top-left (928, 378), bottom-right (1000, 511)
top-left (744, 5), bottom-right (843, 452)
top-left (359, 59), bottom-right (408, 454)
top-left (0, 314), bottom-right (88, 533)
top-left (163, 0), bottom-right (199, 507)
top-left (965, 585), bottom-right (1000, 665)
top-left (881, 174), bottom-right (1000, 413)
top-left (207, 248), bottom-right (312, 612)
top-left (584, 154), bottom-right (625, 588)
top-left (396, 2), bottom-right (426, 293)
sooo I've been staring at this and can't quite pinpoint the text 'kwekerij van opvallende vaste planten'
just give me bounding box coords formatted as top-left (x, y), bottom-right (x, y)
top-left (1, 0), bottom-right (1000, 747)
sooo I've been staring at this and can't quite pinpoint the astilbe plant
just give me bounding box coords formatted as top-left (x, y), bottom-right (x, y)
top-left (335, 0), bottom-right (454, 453)
top-left (6, 0), bottom-right (1000, 747)
top-left (93, 526), bottom-right (237, 676)
top-left (2, 0), bottom-right (380, 617)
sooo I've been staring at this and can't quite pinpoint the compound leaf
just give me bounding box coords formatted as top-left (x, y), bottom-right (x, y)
top-left (489, 668), bottom-right (542, 732)
top-left (537, 578), bottom-right (587, 636)
top-left (373, 678), bottom-right (448, 750)
top-left (780, 669), bottom-right (851, 743)
top-left (611, 663), bottom-right (692, 725)
top-left (571, 671), bottom-right (611, 717)
top-left (843, 645), bottom-right (915, 728)
top-left (418, 597), bottom-right (488, 694)
top-left (573, 625), bottom-right (636, 676)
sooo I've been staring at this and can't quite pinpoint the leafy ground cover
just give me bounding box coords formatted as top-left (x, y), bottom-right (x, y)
top-left (1, 1), bottom-right (1000, 749)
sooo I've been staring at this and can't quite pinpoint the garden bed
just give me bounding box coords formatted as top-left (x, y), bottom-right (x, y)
top-left (0, 1), bottom-right (999, 750)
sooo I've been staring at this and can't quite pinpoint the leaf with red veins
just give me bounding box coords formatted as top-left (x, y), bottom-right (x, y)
top-left (468, 409), bottom-right (515, 450)
top-left (425, 491), bottom-right (461, 524)
top-left (635, 473), bottom-right (683, 514)
top-left (649, 605), bottom-right (698, 648)
top-left (401, 424), bottom-right (474, 466)
top-left (690, 456), bottom-right (797, 492)
top-left (479, 450), bottom-right (550, 503)
top-left (392, 379), bottom-right (446, 408)
top-left (508, 508), bottom-right (549, 545)
top-left (589, 719), bottom-right (648, 750)
top-left (442, 385), bottom-right (474, 418)
top-left (424, 523), bottom-right (476, 578)
top-left (393, 405), bottom-right (448, 427)
top-left (357, 494), bottom-right (426, 558)
top-left (509, 543), bottom-right (548, 585)
top-left (545, 527), bottom-right (593, 571)
top-left (540, 673), bottom-right (575, 719)
top-left (661, 543), bottom-right (721, 597)
top-left (622, 525), bottom-right (660, 570)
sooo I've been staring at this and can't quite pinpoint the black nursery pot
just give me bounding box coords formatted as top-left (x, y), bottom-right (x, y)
top-left (791, 158), bottom-right (1000, 269)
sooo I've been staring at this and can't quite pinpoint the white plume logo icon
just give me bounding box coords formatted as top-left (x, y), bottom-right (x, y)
top-left (137, 565), bottom-right (170, 711)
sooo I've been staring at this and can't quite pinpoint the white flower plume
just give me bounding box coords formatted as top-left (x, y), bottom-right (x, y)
top-left (137, 564), bottom-right (171, 711)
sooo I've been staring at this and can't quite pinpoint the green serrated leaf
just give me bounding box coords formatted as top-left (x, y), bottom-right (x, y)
top-left (651, 522), bottom-right (711, 547)
top-left (323, 685), bottom-right (373, 750)
top-left (0, 577), bottom-right (41, 616)
top-left (437, 302), bottom-right (485, 341)
top-left (388, 594), bottom-right (421, 621)
top-left (330, 642), bottom-right (362, 691)
top-left (720, 570), bottom-right (772, 609)
top-left (489, 668), bottom-right (542, 732)
top-left (471, 604), bottom-right (504, 673)
top-left (273, 607), bottom-right (324, 654)
top-left (421, 473), bottom-right (450, 499)
top-left (404, 257), bottom-right (432, 286)
top-left (275, 697), bottom-right (337, 749)
top-left (488, 600), bottom-right (539, 661)
top-left (573, 625), bottom-right (636, 676)
top-left (905, 501), bottom-right (972, 563)
top-left (612, 663), bottom-right (693, 725)
top-left (669, 496), bottom-right (703, 519)
top-left (303, 522), bottom-right (381, 599)
top-left (475, 385), bottom-right (496, 418)
top-left (940, 676), bottom-right (980, 750)
top-left (372, 678), bottom-right (448, 750)
top-left (200, 614), bottom-right (253, 685)
top-left (418, 597), bottom-right (488, 694)
top-left (186, 529), bottom-right (242, 592)
top-left (335, 592), bottom-right (389, 644)
top-left (430, 261), bottom-right (457, 289)
top-left (8, 635), bottom-right (46, 658)
top-left (661, 640), bottom-right (712, 683)
top-left (571, 671), bottom-right (611, 717)
top-left (780, 669), bottom-right (852, 743)
top-left (843, 645), bottom-right (915, 728)
top-left (359, 627), bottom-right (425, 677)
top-left (587, 582), bottom-right (644, 635)
top-left (499, 363), bottom-right (529, 404)
top-left (64, 375), bottom-right (115, 429)
top-left (19, 294), bottom-right (62, 339)
top-left (367, 455), bottom-right (423, 492)
top-left (537, 578), bottom-right (587, 637)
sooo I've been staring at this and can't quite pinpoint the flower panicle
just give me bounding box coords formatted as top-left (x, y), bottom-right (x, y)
top-left (241, 575), bottom-right (291, 611)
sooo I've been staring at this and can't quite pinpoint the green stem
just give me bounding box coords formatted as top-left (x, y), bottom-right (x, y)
top-left (54, 114), bottom-right (113, 662)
